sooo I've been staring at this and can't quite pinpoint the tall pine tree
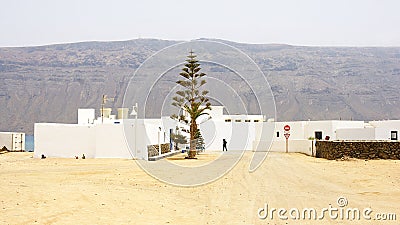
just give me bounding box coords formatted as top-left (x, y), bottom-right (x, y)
top-left (171, 51), bottom-right (211, 158)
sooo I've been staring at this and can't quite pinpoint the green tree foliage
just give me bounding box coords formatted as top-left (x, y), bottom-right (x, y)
top-left (171, 133), bottom-right (187, 150)
top-left (195, 129), bottom-right (205, 152)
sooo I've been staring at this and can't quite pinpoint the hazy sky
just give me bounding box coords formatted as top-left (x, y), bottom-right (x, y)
top-left (1, 0), bottom-right (399, 47)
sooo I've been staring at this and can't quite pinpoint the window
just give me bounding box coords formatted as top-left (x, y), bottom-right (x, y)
top-left (245, 119), bottom-right (251, 122)
top-left (276, 131), bottom-right (280, 137)
top-left (235, 119), bottom-right (241, 122)
top-left (391, 131), bottom-right (398, 140)
top-left (315, 131), bottom-right (323, 140)
top-left (225, 119), bottom-right (231, 122)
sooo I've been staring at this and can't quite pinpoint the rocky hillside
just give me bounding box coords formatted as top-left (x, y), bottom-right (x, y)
top-left (1, 39), bottom-right (399, 134)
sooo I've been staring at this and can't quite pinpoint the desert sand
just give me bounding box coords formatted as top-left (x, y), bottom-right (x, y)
top-left (0, 151), bottom-right (399, 225)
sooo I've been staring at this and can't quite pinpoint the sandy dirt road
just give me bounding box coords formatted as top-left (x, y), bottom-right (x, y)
top-left (0, 151), bottom-right (399, 224)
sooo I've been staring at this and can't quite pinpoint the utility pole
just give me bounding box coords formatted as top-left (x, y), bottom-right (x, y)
top-left (130, 103), bottom-right (138, 158)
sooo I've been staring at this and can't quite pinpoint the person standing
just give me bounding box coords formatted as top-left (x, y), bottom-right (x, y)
top-left (223, 139), bottom-right (228, 151)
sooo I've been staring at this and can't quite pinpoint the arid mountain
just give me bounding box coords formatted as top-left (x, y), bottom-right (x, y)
top-left (1, 39), bottom-right (400, 134)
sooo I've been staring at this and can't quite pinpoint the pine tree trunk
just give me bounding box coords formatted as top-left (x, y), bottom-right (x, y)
top-left (188, 120), bottom-right (197, 158)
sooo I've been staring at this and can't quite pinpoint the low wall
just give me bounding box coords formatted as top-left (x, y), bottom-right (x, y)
top-left (147, 143), bottom-right (170, 158)
top-left (316, 141), bottom-right (400, 160)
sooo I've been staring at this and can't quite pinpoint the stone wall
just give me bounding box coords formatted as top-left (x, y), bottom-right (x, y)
top-left (147, 143), bottom-right (170, 158)
top-left (316, 141), bottom-right (400, 160)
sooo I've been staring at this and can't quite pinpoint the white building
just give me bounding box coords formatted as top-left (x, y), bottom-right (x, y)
top-left (254, 119), bottom-right (400, 155)
top-left (34, 105), bottom-right (400, 159)
top-left (34, 108), bottom-right (183, 160)
top-left (0, 132), bottom-right (25, 151)
top-left (198, 106), bottom-right (265, 151)
top-left (198, 107), bottom-right (372, 155)
top-left (253, 120), bottom-right (365, 155)
top-left (336, 120), bottom-right (399, 141)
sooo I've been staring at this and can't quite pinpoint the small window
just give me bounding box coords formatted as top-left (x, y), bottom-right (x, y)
top-left (235, 119), bottom-right (241, 122)
top-left (254, 120), bottom-right (259, 122)
top-left (315, 131), bottom-right (323, 140)
top-left (225, 119), bottom-right (231, 122)
top-left (245, 119), bottom-right (251, 122)
top-left (276, 131), bottom-right (280, 137)
top-left (391, 131), bottom-right (398, 140)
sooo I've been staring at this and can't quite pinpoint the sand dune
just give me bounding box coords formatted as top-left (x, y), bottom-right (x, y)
top-left (0, 151), bottom-right (399, 224)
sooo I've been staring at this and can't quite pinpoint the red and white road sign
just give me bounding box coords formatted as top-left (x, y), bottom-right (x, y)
top-left (284, 125), bottom-right (291, 132)
top-left (284, 133), bottom-right (290, 139)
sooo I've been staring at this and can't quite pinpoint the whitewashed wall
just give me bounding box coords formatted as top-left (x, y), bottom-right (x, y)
top-left (123, 120), bottom-right (148, 160)
top-left (253, 140), bottom-right (314, 156)
top-left (34, 123), bottom-right (132, 159)
top-left (34, 119), bottom-right (174, 159)
top-left (274, 121), bottom-right (307, 140)
top-left (0, 132), bottom-right (25, 151)
top-left (335, 121), bottom-right (400, 141)
top-left (273, 120), bottom-right (365, 141)
top-left (369, 120), bottom-right (400, 129)
top-left (94, 124), bottom-right (132, 158)
top-left (254, 120), bottom-right (368, 155)
top-left (0, 133), bottom-right (13, 150)
top-left (369, 120), bottom-right (400, 140)
top-left (336, 128), bottom-right (376, 140)
top-left (143, 119), bottom-right (169, 145)
top-left (200, 120), bottom-right (232, 151)
top-left (304, 121), bottom-right (334, 139)
top-left (199, 120), bottom-right (259, 151)
top-left (331, 121), bottom-right (365, 139)
top-left (36, 116), bottom-right (398, 158)
top-left (78, 109), bottom-right (95, 125)
top-left (34, 123), bottom-right (96, 158)
top-left (375, 127), bottom-right (397, 140)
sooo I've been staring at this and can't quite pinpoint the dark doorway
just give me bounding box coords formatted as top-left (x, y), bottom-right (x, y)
top-left (315, 131), bottom-right (323, 140)
top-left (391, 131), bottom-right (398, 140)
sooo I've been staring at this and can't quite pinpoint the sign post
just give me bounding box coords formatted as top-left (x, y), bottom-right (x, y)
top-left (284, 125), bottom-right (290, 153)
